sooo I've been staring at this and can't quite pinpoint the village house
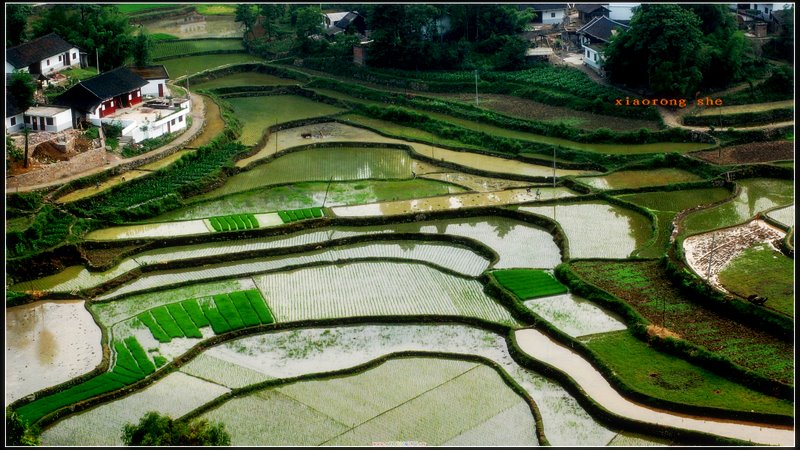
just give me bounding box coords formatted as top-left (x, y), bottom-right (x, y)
top-left (129, 65), bottom-right (171, 98)
top-left (576, 15), bottom-right (629, 74)
top-left (523, 4), bottom-right (569, 26)
top-left (52, 66), bottom-right (190, 144)
top-left (23, 106), bottom-right (73, 133)
top-left (5, 87), bottom-right (26, 133)
top-left (323, 11), bottom-right (367, 37)
top-left (5, 32), bottom-right (86, 75)
top-left (575, 4), bottom-right (611, 24)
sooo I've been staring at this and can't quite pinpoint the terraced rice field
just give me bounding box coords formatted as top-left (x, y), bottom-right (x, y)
top-left (766, 204), bottom-right (795, 228)
top-left (518, 201), bottom-right (653, 258)
top-left (523, 293), bottom-right (627, 338)
top-left (576, 168), bottom-right (704, 190)
top-left (160, 53), bottom-right (264, 79)
top-left (226, 96), bottom-right (345, 145)
top-left (193, 72), bottom-right (300, 89)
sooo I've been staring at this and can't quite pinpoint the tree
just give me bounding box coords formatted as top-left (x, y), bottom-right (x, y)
top-left (604, 4), bottom-right (705, 97)
top-left (7, 4), bottom-right (32, 47)
top-left (6, 408), bottom-right (40, 446)
top-left (31, 5), bottom-right (135, 71)
top-left (235, 4), bottom-right (258, 38)
top-left (122, 411), bottom-right (231, 446)
top-left (683, 4), bottom-right (746, 88)
top-left (131, 29), bottom-right (153, 67)
top-left (295, 6), bottom-right (323, 41)
top-left (259, 4), bottom-right (285, 39)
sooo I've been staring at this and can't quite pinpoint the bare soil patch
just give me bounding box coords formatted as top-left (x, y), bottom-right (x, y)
top-left (690, 141), bottom-right (793, 165)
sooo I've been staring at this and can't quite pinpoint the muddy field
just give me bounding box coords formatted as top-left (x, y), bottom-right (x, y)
top-left (429, 93), bottom-right (662, 132)
top-left (690, 140), bottom-right (794, 165)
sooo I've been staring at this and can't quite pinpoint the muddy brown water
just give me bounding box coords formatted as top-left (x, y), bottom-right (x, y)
top-left (5, 300), bottom-right (102, 406)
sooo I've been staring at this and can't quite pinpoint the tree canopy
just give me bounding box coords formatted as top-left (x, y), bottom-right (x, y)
top-left (6, 4), bottom-right (32, 47)
top-left (9, 71), bottom-right (37, 112)
top-left (30, 5), bottom-right (136, 71)
top-left (122, 411), bottom-right (231, 446)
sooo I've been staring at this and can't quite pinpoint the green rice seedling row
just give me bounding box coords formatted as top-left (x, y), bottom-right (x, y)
top-left (212, 294), bottom-right (246, 329)
top-left (229, 291), bottom-right (261, 327)
top-left (492, 269), bottom-right (567, 299)
top-left (149, 306), bottom-right (185, 339)
top-left (136, 312), bottom-right (171, 343)
top-left (209, 213), bottom-right (260, 232)
top-left (113, 341), bottom-right (144, 374)
top-left (199, 299), bottom-right (232, 334)
top-left (166, 303), bottom-right (204, 338)
top-left (181, 299), bottom-right (211, 328)
top-left (123, 337), bottom-right (157, 375)
top-left (279, 207), bottom-right (323, 223)
top-left (244, 289), bottom-right (275, 324)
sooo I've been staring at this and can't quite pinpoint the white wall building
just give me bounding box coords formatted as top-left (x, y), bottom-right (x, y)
top-left (129, 65), bottom-right (171, 98)
top-left (5, 33), bottom-right (83, 75)
top-left (23, 106), bottom-right (73, 133)
top-left (606, 3), bottom-right (640, 22)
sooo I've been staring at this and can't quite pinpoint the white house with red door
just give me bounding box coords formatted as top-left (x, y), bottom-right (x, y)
top-left (53, 66), bottom-right (190, 144)
top-left (5, 33), bottom-right (86, 75)
top-left (129, 65), bottom-right (171, 98)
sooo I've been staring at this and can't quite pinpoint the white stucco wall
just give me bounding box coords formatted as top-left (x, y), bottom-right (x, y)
top-left (6, 114), bottom-right (25, 133)
top-left (141, 79), bottom-right (170, 97)
top-left (607, 3), bottom-right (639, 21)
top-left (541, 9), bottom-right (565, 25)
top-left (39, 47), bottom-right (81, 75)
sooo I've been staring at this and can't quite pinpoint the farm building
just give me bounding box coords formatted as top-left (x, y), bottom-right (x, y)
top-left (23, 106), bottom-right (73, 133)
top-left (323, 11), bottom-right (367, 36)
top-left (524, 4), bottom-right (569, 25)
top-left (5, 33), bottom-right (86, 75)
top-left (53, 66), bottom-right (190, 144)
top-left (575, 4), bottom-right (611, 24)
top-left (576, 15), bottom-right (629, 73)
top-left (129, 65), bottom-right (171, 98)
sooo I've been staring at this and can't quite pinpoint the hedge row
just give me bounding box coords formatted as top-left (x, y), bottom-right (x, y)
top-left (278, 207), bottom-right (323, 223)
top-left (209, 213), bottom-right (259, 232)
top-left (684, 108), bottom-right (794, 127)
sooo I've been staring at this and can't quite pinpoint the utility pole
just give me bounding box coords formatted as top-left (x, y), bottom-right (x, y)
top-left (322, 176), bottom-right (333, 208)
top-left (552, 146), bottom-right (556, 188)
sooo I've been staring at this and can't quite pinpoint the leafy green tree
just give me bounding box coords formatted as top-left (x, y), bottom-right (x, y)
top-left (31, 5), bottom-right (135, 71)
top-left (122, 411), bottom-right (231, 446)
top-left (604, 4), bottom-right (704, 97)
top-left (9, 71), bottom-right (36, 112)
top-left (763, 5), bottom-right (794, 61)
top-left (235, 4), bottom-right (258, 38)
top-left (7, 4), bottom-right (32, 47)
top-left (683, 4), bottom-right (746, 88)
top-left (259, 4), bottom-right (285, 39)
top-left (295, 6), bottom-right (323, 40)
top-left (6, 408), bottom-right (40, 446)
top-left (131, 29), bottom-right (153, 66)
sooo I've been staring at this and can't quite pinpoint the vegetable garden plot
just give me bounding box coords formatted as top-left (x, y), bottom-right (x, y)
top-left (202, 324), bottom-right (617, 446)
top-left (196, 146), bottom-right (421, 201)
top-left (6, 301), bottom-right (103, 406)
top-left (681, 178), bottom-right (794, 237)
top-left (253, 261), bottom-right (513, 325)
top-left (40, 372), bottom-right (230, 446)
top-left (519, 201), bottom-right (652, 259)
top-left (96, 241), bottom-right (491, 300)
top-left (570, 260), bottom-right (794, 384)
top-left (523, 293), bottom-right (627, 338)
top-left (575, 168), bottom-right (704, 190)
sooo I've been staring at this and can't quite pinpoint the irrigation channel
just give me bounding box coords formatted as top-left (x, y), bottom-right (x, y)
top-left (7, 71), bottom-right (794, 447)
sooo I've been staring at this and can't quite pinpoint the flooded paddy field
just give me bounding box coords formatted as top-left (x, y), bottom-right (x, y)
top-left (576, 168), bottom-right (704, 190)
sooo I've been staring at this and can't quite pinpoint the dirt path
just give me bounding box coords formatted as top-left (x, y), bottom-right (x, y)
top-left (7, 91), bottom-right (207, 194)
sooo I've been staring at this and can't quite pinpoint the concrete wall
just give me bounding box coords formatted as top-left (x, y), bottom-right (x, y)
top-left (6, 114), bottom-right (25, 133)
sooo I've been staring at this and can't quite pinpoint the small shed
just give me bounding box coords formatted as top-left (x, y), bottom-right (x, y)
top-left (24, 106), bottom-right (73, 132)
top-left (525, 47), bottom-right (554, 62)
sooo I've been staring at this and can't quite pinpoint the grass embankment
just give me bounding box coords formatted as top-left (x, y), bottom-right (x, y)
top-left (717, 244), bottom-right (794, 317)
top-left (570, 260), bottom-right (793, 385)
top-left (492, 269), bottom-right (567, 300)
top-left (582, 330), bottom-right (794, 416)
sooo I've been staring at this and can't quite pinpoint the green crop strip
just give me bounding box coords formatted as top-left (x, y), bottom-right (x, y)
top-left (492, 269), bottom-right (568, 300)
top-left (208, 213), bottom-right (259, 232)
top-left (182, 299), bottom-right (211, 328)
top-left (150, 306), bottom-right (185, 339)
top-left (124, 337), bottom-right (156, 375)
top-left (278, 207), bottom-right (323, 223)
top-left (136, 311), bottom-right (171, 343)
top-left (230, 291), bottom-right (261, 327)
top-left (213, 294), bottom-right (245, 329)
top-left (166, 303), bottom-right (203, 338)
top-left (245, 289), bottom-right (275, 323)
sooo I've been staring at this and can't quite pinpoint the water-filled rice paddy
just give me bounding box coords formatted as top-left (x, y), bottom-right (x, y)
top-left (253, 261), bottom-right (516, 325)
top-left (40, 372), bottom-right (230, 446)
top-left (576, 168), bottom-right (704, 190)
top-left (681, 178), bottom-right (794, 237)
top-left (195, 146), bottom-right (426, 200)
top-left (95, 242), bottom-right (492, 301)
top-left (156, 179), bottom-right (465, 221)
top-left (518, 201), bottom-right (652, 258)
top-left (766, 204), bottom-right (795, 228)
top-left (523, 293), bottom-right (627, 338)
top-left (226, 95), bottom-right (345, 145)
top-left (160, 53), bottom-right (264, 79)
top-left (5, 301), bottom-right (102, 406)
top-left (85, 220), bottom-right (212, 241)
top-left (717, 243), bottom-right (794, 317)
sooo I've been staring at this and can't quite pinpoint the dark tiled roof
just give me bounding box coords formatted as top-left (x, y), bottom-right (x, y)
top-left (128, 65), bottom-right (170, 80)
top-left (577, 15), bottom-right (629, 42)
top-left (6, 33), bottom-right (78, 69)
top-left (772, 8), bottom-right (792, 24)
top-left (575, 4), bottom-right (608, 14)
top-left (52, 67), bottom-right (148, 112)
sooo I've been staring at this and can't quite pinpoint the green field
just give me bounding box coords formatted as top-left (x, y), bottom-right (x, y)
top-left (153, 39), bottom-right (245, 59)
top-left (570, 260), bottom-right (793, 384)
top-left (492, 269), bottom-right (567, 300)
top-left (193, 72), bottom-right (299, 89)
top-left (582, 330), bottom-right (793, 416)
top-left (160, 54), bottom-right (265, 79)
top-left (577, 169), bottom-right (704, 190)
top-left (717, 243), bottom-right (794, 317)
top-left (226, 95), bottom-right (346, 145)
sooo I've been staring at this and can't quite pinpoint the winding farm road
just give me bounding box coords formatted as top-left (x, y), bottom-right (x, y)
top-left (514, 328), bottom-right (794, 446)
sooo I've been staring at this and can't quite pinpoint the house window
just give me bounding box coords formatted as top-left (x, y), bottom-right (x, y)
top-left (171, 119), bottom-right (176, 125)
top-left (46, 117), bottom-right (54, 125)
top-left (24, 116), bottom-right (30, 123)
top-left (59, 55), bottom-right (62, 61)
top-left (46, 59), bottom-right (50, 65)
top-left (551, 12), bottom-right (556, 18)
top-left (586, 50), bottom-right (590, 58)
top-left (765, 7), bottom-right (769, 13)
top-left (10, 117), bottom-right (16, 126)
top-left (101, 104), bottom-right (106, 111)
top-left (179, 115), bottom-right (183, 122)
top-left (128, 94), bottom-right (132, 100)
top-left (73, 52), bottom-right (77, 59)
